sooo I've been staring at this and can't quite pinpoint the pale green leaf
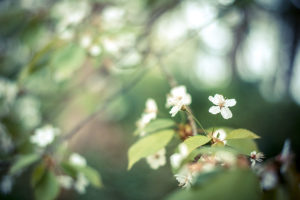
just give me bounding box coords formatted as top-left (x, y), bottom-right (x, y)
top-left (74, 166), bottom-right (102, 188)
top-left (34, 170), bottom-right (59, 200)
top-left (134, 119), bottom-right (175, 136)
top-left (128, 129), bottom-right (175, 170)
top-left (183, 135), bottom-right (211, 154)
top-left (226, 129), bottom-right (260, 140)
top-left (10, 154), bottom-right (40, 174)
top-left (227, 139), bottom-right (259, 155)
top-left (31, 162), bottom-right (47, 187)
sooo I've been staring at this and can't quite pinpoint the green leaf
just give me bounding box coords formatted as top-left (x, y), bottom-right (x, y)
top-left (226, 129), bottom-right (260, 140)
top-left (134, 119), bottom-right (175, 136)
top-left (183, 135), bottom-right (211, 154)
top-left (166, 169), bottom-right (262, 200)
top-left (31, 162), bottom-right (47, 187)
top-left (61, 162), bottom-right (102, 188)
top-left (128, 129), bottom-right (175, 170)
top-left (74, 166), bottom-right (102, 188)
top-left (10, 154), bottom-right (40, 174)
top-left (227, 139), bottom-right (259, 155)
top-left (34, 170), bottom-right (60, 200)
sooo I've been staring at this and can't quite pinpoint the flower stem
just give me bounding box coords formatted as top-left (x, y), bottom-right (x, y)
top-left (185, 109), bottom-right (208, 135)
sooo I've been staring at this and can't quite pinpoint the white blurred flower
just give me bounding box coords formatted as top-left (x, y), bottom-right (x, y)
top-left (102, 7), bottom-right (125, 29)
top-left (0, 175), bottom-right (13, 194)
top-left (57, 175), bottom-right (73, 189)
top-left (166, 86), bottom-right (192, 117)
top-left (89, 45), bottom-right (102, 57)
top-left (59, 29), bottom-right (74, 40)
top-left (208, 94), bottom-right (236, 119)
top-left (250, 151), bottom-right (264, 167)
top-left (215, 151), bottom-right (236, 166)
top-left (261, 170), bottom-right (277, 190)
top-left (212, 129), bottom-right (227, 145)
top-left (136, 99), bottom-right (158, 137)
top-left (146, 148), bottom-right (166, 170)
top-left (170, 143), bottom-right (189, 168)
top-left (80, 35), bottom-right (92, 48)
top-left (30, 125), bottom-right (60, 147)
top-left (74, 173), bottom-right (89, 194)
top-left (174, 166), bottom-right (194, 189)
top-left (120, 50), bottom-right (141, 67)
top-left (69, 153), bottom-right (87, 167)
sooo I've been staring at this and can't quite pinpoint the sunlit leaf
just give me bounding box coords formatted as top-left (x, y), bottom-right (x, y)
top-left (134, 119), bottom-right (175, 136)
top-left (128, 129), bottom-right (175, 170)
top-left (9, 154), bottom-right (40, 174)
top-left (226, 129), bottom-right (260, 140)
top-left (183, 135), bottom-right (211, 154)
top-left (227, 139), bottom-right (259, 155)
top-left (74, 166), bottom-right (102, 188)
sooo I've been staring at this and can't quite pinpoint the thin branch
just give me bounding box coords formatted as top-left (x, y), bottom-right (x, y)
top-left (156, 57), bottom-right (198, 136)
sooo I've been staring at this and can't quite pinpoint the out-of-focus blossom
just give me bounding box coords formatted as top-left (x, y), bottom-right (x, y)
top-left (15, 96), bottom-right (41, 129)
top-left (69, 153), bottom-right (87, 167)
top-left (166, 86), bottom-right (192, 117)
top-left (120, 50), bottom-right (141, 67)
top-left (215, 150), bottom-right (237, 166)
top-left (208, 94), bottom-right (236, 119)
top-left (80, 35), bottom-right (92, 49)
top-left (58, 175), bottom-right (73, 189)
top-left (146, 148), bottom-right (166, 169)
top-left (136, 99), bottom-right (157, 137)
top-left (30, 125), bottom-right (60, 147)
top-left (174, 166), bottom-right (195, 189)
top-left (74, 173), bottom-right (89, 194)
top-left (170, 143), bottom-right (189, 168)
top-left (260, 170), bottom-right (278, 190)
top-left (212, 129), bottom-right (227, 145)
top-left (89, 45), bottom-right (102, 57)
top-left (59, 29), bottom-right (74, 40)
top-left (277, 139), bottom-right (292, 173)
top-left (102, 7), bottom-right (125, 29)
top-left (0, 78), bottom-right (18, 104)
top-left (250, 151), bottom-right (264, 167)
top-left (0, 175), bottom-right (13, 194)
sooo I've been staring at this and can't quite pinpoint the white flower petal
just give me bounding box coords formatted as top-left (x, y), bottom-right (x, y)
top-left (170, 105), bottom-right (181, 117)
top-left (209, 106), bottom-right (221, 114)
top-left (225, 99), bottom-right (236, 107)
top-left (220, 107), bottom-right (232, 119)
top-left (170, 153), bottom-right (183, 168)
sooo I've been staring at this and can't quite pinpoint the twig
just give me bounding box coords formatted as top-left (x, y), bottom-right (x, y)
top-left (156, 57), bottom-right (198, 136)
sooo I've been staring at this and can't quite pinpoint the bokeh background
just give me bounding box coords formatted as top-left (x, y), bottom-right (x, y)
top-left (1, 0), bottom-right (300, 199)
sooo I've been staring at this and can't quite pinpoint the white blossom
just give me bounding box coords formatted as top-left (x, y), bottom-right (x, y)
top-left (166, 86), bottom-right (191, 117)
top-left (89, 45), bottom-right (102, 57)
top-left (146, 148), bottom-right (166, 169)
top-left (250, 151), bottom-right (264, 167)
top-left (208, 94), bottom-right (236, 119)
top-left (69, 153), bottom-right (87, 167)
top-left (215, 150), bottom-right (236, 166)
top-left (30, 125), bottom-right (60, 147)
top-left (136, 98), bottom-right (158, 137)
top-left (74, 173), bottom-right (89, 194)
top-left (170, 143), bottom-right (189, 168)
top-left (174, 166), bottom-right (194, 189)
top-left (260, 170), bottom-right (277, 190)
top-left (57, 175), bottom-right (73, 189)
top-left (212, 129), bottom-right (227, 145)
top-left (80, 35), bottom-right (92, 48)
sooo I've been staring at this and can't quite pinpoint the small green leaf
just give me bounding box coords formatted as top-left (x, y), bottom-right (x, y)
top-left (128, 129), bottom-right (175, 170)
top-left (74, 166), bottom-right (102, 188)
top-left (34, 170), bottom-right (60, 200)
top-left (183, 135), bottom-right (211, 154)
top-left (31, 162), bottom-right (47, 187)
top-left (134, 119), bottom-right (175, 136)
top-left (227, 139), bottom-right (259, 155)
top-left (226, 129), bottom-right (260, 140)
top-left (61, 162), bottom-right (102, 188)
top-left (10, 154), bottom-right (40, 174)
